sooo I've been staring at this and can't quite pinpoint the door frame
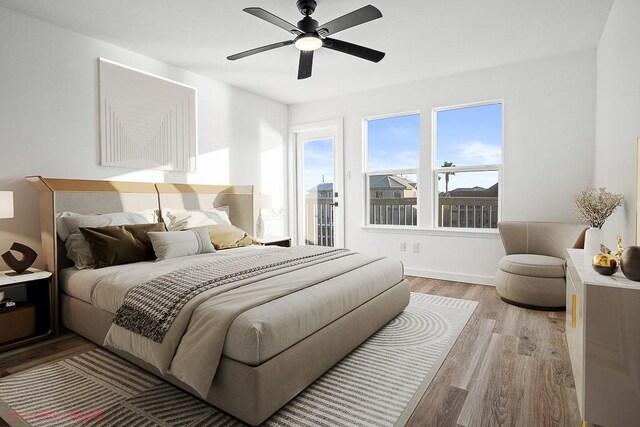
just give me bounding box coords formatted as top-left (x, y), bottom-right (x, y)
top-left (288, 118), bottom-right (344, 248)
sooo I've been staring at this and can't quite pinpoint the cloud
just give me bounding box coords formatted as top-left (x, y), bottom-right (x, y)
top-left (369, 149), bottom-right (419, 171)
top-left (387, 126), bottom-right (414, 138)
top-left (456, 141), bottom-right (501, 164)
top-left (304, 147), bottom-right (333, 162)
top-left (394, 150), bottom-right (419, 167)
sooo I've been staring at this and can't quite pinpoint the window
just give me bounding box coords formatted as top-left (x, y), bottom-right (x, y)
top-left (365, 113), bottom-right (420, 226)
top-left (434, 102), bottom-right (502, 229)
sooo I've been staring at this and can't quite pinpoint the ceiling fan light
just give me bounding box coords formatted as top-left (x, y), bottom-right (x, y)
top-left (295, 35), bottom-right (322, 51)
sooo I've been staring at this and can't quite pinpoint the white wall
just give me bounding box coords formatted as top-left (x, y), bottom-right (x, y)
top-left (289, 51), bottom-right (597, 284)
top-left (0, 7), bottom-right (288, 269)
top-left (594, 0), bottom-right (640, 247)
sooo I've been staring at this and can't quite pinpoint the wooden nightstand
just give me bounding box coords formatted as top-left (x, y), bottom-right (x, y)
top-left (257, 236), bottom-right (292, 248)
top-left (0, 269), bottom-right (54, 351)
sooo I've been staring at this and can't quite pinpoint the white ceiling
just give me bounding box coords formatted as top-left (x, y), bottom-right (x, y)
top-left (0, 0), bottom-right (613, 105)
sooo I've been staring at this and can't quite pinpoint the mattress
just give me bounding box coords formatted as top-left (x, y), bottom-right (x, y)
top-left (59, 246), bottom-right (404, 366)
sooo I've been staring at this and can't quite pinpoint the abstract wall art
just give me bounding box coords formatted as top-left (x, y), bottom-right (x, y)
top-left (98, 58), bottom-right (197, 172)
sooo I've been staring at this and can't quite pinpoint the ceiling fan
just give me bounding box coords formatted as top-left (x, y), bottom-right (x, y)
top-left (227, 0), bottom-right (385, 80)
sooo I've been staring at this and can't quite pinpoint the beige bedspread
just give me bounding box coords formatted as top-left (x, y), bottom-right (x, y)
top-left (103, 248), bottom-right (384, 397)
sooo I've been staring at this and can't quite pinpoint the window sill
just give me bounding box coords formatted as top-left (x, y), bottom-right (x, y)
top-left (360, 225), bottom-right (500, 239)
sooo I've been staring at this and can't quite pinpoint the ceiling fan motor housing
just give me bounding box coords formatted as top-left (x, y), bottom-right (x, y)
top-left (297, 16), bottom-right (319, 33)
top-left (297, 0), bottom-right (317, 16)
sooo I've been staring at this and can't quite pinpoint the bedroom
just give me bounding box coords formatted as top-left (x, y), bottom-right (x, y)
top-left (0, 0), bottom-right (638, 426)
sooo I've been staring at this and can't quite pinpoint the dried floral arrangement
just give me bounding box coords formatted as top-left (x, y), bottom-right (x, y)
top-left (573, 187), bottom-right (624, 229)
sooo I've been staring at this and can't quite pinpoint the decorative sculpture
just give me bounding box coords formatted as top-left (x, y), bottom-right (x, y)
top-left (2, 242), bottom-right (38, 275)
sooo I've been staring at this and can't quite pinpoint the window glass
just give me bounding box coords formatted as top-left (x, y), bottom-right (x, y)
top-left (437, 171), bottom-right (499, 228)
top-left (435, 103), bottom-right (502, 168)
top-left (367, 114), bottom-right (420, 171)
top-left (368, 173), bottom-right (418, 226)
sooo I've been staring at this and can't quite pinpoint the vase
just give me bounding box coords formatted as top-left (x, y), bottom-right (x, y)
top-left (621, 246), bottom-right (640, 281)
top-left (583, 228), bottom-right (603, 266)
top-left (255, 209), bottom-right (265, 239)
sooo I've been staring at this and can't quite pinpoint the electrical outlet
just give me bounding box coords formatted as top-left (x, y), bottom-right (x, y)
top-left (400, 242), bottom-right (406, 252)
top-left (412, 243), bottom-right (420, 253)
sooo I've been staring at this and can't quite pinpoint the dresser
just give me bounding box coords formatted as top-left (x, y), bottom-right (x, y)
top-left (566, 249), bottom-right (640, 426)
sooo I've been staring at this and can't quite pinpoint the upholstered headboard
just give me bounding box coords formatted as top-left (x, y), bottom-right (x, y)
top-left (155, 183), bottom-right (254, 235)
top-left (26, 176), bottom-right (255, 335)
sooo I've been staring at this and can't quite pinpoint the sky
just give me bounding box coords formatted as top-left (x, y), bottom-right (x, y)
top-left (367, 114), bottom-right (421, 171)
top-left (435, 103), bottom-right (502, 191)
top-left (301, 103), bottom-right (502, 195)
top-left (303, 138), bottom-right (334, 193)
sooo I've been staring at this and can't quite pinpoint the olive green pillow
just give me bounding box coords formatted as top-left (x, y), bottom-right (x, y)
top-left (80, 223), bottom-right (166, 268)
top-left (205, 224), bottom-right (258, 250)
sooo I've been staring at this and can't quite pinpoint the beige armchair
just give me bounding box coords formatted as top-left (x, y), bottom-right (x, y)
top-left (496, 221), bottom-right (587, 309)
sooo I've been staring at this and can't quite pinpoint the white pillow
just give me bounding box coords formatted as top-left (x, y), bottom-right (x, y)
top-left (148, 227), bottom-right (216, 261)
top-left (136, 209), bottom-right (161, 223)
top-left (208, 207), bottom-right (231, 224)
top-left (65, 233), bottom-right (94, 269)
top-left (56, 212), bottom-right (151, 242)
top-left (165, 208), bottom-right (232, 231)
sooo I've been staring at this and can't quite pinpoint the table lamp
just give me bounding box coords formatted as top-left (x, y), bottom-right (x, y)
top-left (1, 191), bottom-right (37, 276)
top-left (255, 193), bottom-right (272, 239)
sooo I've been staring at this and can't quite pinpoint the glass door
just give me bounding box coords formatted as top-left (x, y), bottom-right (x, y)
top-left (293, 121), bottom-right (344, 247)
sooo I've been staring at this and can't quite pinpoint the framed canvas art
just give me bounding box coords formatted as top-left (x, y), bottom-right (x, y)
top-left (98, 58), bottom-right (197, 172)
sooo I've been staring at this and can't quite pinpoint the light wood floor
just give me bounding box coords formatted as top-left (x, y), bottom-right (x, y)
top-left (0, 277), bottom-right (581, 427)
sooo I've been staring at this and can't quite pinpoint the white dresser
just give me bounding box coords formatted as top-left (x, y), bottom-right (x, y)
top-left (566, 249), bottom-right (640, 426)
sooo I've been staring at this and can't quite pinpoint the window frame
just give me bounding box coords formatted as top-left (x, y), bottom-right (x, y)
top-left (363, 110), bottom-right (421, 228)
top-left (431, 100), bottom-right (504, 230)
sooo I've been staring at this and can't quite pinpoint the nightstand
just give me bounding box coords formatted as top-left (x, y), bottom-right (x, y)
top-left (257, 236), bottom-right (292, 247)
top-left (0, 269), bottom-right (53, 351)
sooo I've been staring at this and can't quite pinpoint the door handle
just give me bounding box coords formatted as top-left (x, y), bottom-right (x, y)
top-left (332, 202), bottom-right (339, 207)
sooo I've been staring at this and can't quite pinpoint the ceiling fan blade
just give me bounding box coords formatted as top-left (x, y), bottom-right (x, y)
top-left (297, 51), bottom-right (314, 80)
top-left (322, 38), bottom-right (385, 62)
top-left (227, 40), bottom-right (294, 61)
top-left (243, 7), bottom-right (303, 35)
top-left (318, 5), bottom-right (382, 37)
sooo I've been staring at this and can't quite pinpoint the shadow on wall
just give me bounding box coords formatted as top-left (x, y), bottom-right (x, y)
top-left (0, 93), bottom-right (287, 271)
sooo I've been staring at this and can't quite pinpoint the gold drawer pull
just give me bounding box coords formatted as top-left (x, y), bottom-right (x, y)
top-left (572, 293), bottom-right (577, 328)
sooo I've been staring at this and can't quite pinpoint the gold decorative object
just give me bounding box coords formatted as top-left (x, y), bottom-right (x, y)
top-left (593, 253), bottom-right (618, 267)
top-left (592, 236), bottom-right (624, 276)
top-left (614, 235), bottom-right (625, 262)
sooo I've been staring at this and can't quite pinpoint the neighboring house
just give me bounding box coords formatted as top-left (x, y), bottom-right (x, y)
top-left (369, 174), bottom-right (418, 226)
top-left (306, 183), bottom-right (334, 200)
top-left (369, 175), bottom-right (417, 199)
top-left (445, 183), bottom-right (498, 198)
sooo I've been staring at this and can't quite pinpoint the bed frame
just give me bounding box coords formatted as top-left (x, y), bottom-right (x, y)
top-left (26, 176), bottom-right (410, 425)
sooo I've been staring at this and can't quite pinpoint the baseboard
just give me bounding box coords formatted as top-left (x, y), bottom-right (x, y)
top-left (404, 267), bottom-right (495, 286)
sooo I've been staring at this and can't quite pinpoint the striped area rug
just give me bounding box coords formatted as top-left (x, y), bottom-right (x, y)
top-left (0, 293), bottom-right (477, 427)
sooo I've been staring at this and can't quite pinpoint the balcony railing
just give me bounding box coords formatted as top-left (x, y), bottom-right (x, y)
top-left (304, 196), bottom-right (497, 246)
top-left (370, 197), bottom-right (417, 226)
top-left (439, 196), bottom-right (498, 229)
top-left (305, 198), bottom-right (335, 246)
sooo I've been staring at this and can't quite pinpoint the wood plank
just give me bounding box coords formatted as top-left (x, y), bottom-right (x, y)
top-left (432, 316), bottom-right (495, 390)
top-left (406, 381), bottom-right (467, 427)
top-left (457, 333), bottom-right (519, 426)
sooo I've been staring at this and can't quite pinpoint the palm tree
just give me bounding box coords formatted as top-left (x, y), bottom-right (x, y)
top-left (441, 161), bottom-right (456, 195)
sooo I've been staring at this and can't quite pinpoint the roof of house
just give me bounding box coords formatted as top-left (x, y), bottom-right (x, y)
top-left (369, 175), bottom-right (417, 190)
top-left (447, 183), bottom-right (498, 197)
top-left (307, 183), bottom-right (333, 193)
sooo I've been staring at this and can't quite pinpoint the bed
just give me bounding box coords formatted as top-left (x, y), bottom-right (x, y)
top-left (27, 176), bottom-right (410, 426)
